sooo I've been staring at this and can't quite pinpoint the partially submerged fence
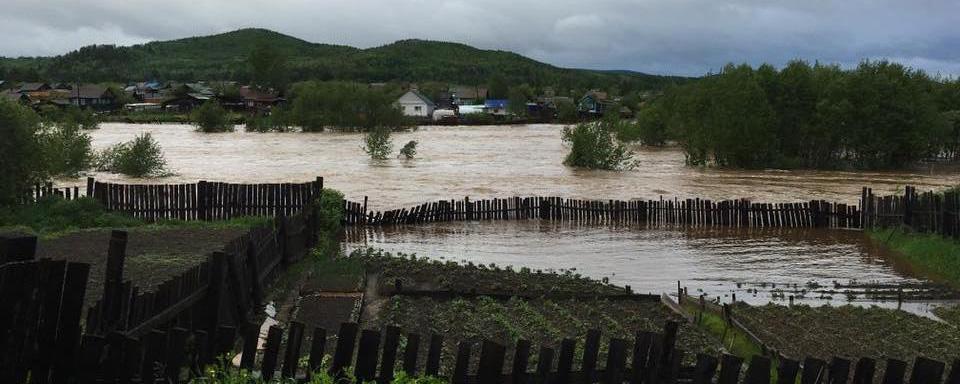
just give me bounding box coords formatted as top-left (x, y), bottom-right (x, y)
top-left (84, 177), bottom-right (323, 221)
top-left (862, 186), bottom-right (960, 239)
top-left (343, 196), bottom-right (861, 229)
top-left (0, 193), bottom-right (321, 383)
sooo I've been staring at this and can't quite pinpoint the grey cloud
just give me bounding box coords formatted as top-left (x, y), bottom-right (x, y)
top-left (0, 0), bottom-right (958, 77)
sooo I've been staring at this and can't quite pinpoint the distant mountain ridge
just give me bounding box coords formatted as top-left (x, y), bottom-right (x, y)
top-left (0, 28), bottom-right (687, 90)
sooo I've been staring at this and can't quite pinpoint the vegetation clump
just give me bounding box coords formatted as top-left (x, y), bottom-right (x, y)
top-left (399, 140), bottom-right (418, 159)
top-left (288, 81), bottom-right (410, 132)
top-left (363, 128), bottom-right (394, 160)
top-left (190, 101), bottom-right (234, 132)
top-left (95, 133), bottom-right (168, 177)
top-left (639, 60), bottom-right (960, 169)
top-left (562, 115), bottom-right (635, 170)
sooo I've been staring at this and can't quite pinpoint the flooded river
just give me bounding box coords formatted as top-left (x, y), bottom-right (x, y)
top-left (79, 123), bottom-right (958, 313)
top-left (79, 123), bottom-right (959, 210)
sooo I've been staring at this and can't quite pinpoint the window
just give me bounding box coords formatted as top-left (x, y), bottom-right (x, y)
top-left (414, 106), bottom-right (422, 112)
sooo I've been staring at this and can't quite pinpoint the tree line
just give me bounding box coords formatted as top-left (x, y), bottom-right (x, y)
top-left (624, 60), bottom-right (960, 169)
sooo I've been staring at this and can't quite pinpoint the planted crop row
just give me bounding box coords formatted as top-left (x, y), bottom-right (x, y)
top-left (350, 248), bottom-right (625, 295)
top-left (371, 295), bottom-right (722, 375)
top-left (732, 303), bottom-right (960, 364)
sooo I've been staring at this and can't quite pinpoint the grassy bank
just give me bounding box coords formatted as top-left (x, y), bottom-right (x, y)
top-left (869, 228), bottom-right (960, 287)
top-left (0, 197), bottom-right (268, 238)
top-left (679, 300), bottom-right (763, 360)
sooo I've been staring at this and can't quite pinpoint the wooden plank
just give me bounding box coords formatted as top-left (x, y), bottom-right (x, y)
top-left (403, 333), bottom-right (421, 375)
top-left (355, 329), bottom-right (382, 382)
top-left (261, 325), bottom-right (283, 381)
top-left (717, 354), bottom-right (743, 384)
top-left (910, 357), bottom-right (945, 384)
top-left (330, 322), bottom-right (359, 377)
top-left (512, 339), bottom-right (532, 384)
top-left (281, 322), bottom-right (305, 379)
top-left (380, 326), bottom-right (401, 384)
top-left (852, 358), bottom-right (876, 384)
top-left (477, 340), bottom-right (507, 384)
top-left (556, 338), bottom-right (576, 384)
top-left (308, 327), bottom-right (327, 378)
top-left (603, 338), bottom-right (627, 384)
top-left (777, 358), bottom-right (800, 384)
top-left (582, 329), bottom-right (601, 383)
top-left (425, 334), bottom-right (443, 376)
top-left (535, 347), bottom-right (554, 384)
top-left (801, 358), bottom-right (827, 384)
top-left (692, 353), bottom-right (719, 384)
top-left (744, 356), bottom-right (771, 384)
top-left (453, 342), bottom-right (473, 384)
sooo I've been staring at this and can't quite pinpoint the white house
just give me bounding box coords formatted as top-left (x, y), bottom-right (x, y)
top-left (396, 90), bottom-right (436, 117)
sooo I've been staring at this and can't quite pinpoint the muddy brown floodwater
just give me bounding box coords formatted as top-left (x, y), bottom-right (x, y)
top-left (73, 123), bottom-right (959, 210)
top-left (344, 222), bottom-right (954, 316)
top-left (74, 123), bottom-right (960, 315)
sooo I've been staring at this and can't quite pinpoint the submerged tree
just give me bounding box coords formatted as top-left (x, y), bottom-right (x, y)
top-left (191, 101), bottom-right (233, 133)
top-left (399, 140), bottom-right (418, 159)
top-left (364, 127), bottom-right (393, 160)
top-left (562, 114), bottom-right (635, 171)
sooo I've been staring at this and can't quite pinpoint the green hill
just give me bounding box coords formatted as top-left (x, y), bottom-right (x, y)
top-left (0, 28), bottom-right (686, 90)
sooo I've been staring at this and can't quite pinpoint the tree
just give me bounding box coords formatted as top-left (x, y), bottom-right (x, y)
top-left (399, 140), bottom-right (418, 159)
top-left (507, 87), bottom-right (528, 117)
top-left (562, 117), bottom-right (635, 171)
top-left (248, 42), bottom-right (288, 89)
top-left (288, 81), bottom-right (410, 132)
top-left (95, 133), bottom-right (167, 177)
top-left (191, 101), bottom-right (233, 132)
top-left (0, 100), bottom-right (42, 205)
top-left (363, 127), bottom-right (393, 160)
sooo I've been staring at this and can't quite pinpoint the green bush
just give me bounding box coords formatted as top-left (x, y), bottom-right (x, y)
top-left (288, 81), bottom-right (410, 132)
top-left (37, 121), bottom-right (93, 178)
top-left (363, 127), bottom-right (393, 160)
top-left (459, 112), bottom-right (496, 125)
top-left (562, 118), bottom-right (635, 170)
top-left (191, 101), bottom-right (234, 132)
top-left (400, 140), bottom-right (418, 159)
top-left (95, 133), bottom-right (168, 177)
top-left (0, 197), bottom-right (143, 235)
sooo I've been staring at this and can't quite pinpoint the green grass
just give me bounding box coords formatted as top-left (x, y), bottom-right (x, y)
top-left (869, 228), bottom-right (960, 288)
top-left (0, 196), bottom-right (270, 238)
top-left (681, 301), bottom-right (763, 359)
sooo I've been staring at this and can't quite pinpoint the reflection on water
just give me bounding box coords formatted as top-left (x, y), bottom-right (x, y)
top-left (344, 221), bottom-right (954, 315)
top-left (71, 124), bottom-right (959, 210)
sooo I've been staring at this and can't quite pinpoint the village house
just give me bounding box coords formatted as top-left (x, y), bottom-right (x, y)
top-left (67, 84), bottom-right (119, 110)
top-left (396, 89), bottom-right (436, 118)
top-left (238, 86), bottom-right (284, 110)
top-left (577, 90), bottom-right (612, 116)
top-left (16, 82), bottom-right (52, 99)
top-left (450, 85), bottom-right (488, 105)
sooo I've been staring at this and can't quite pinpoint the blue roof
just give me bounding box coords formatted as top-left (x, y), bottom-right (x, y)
top-left (485, 99), bottom-right (508, 108)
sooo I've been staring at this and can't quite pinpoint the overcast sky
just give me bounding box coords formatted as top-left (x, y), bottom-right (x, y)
top-left (1, 0), bottom-right (958, 77)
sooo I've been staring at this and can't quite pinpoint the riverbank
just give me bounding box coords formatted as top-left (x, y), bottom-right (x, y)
top-left (869, 228), bottom-right (960, 288)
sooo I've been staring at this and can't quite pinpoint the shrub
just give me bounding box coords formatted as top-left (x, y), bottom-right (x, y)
top-left (190, 101), bottom-right (233, 132)
top-left (363, 127), bottom-right (393, 160)
top-left (562, 119), bottom-right (635, 170)
top-left (95, 133), bottom-right (168, 177)
top-left (36, 121), bottom-right (93, 178)
top-left (400, 140), bottom-right (418, 159)
top-left (0, 100), bottom-right (42, 205)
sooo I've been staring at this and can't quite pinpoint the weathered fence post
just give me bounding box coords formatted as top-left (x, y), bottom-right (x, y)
top-left (0, 234), bottom-right (37, 264)
top-left (101, 231), bottom-right (128, 333)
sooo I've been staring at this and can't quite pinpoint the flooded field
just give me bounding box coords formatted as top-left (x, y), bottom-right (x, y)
top-left (344, 221), bottom-right (954, 315)
top-left (76, 123), bottom-right (959, 210)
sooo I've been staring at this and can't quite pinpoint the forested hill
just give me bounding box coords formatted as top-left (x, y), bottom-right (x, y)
top-left (0, 28), bottom-right (686, 90)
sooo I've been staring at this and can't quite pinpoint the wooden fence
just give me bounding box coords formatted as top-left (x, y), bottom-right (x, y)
top-left (862, 186), bottom-right (960, 239)
top-left (0, 193), bottom-right (321, 383)
top-left (19, 182), bottom-right (84, 204)
top-left (84, 177), bottom-right (324, 221)
top-left (343, 196), bottom-right (861, 229)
